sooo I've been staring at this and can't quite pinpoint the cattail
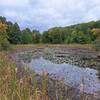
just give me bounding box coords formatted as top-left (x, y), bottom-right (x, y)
top-left (19, 78), bottom-right (23, 85)
top-left (15, 67), bottom-right (18, 73)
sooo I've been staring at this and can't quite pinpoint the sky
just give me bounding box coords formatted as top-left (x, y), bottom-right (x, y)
top-left (0, 0), bottom-right (100, 31)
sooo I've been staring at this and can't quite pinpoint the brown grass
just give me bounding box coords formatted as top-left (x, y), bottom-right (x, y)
top-left (12, 44), bottom-right (92, 51)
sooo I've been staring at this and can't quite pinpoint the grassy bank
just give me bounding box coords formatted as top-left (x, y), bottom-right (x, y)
top-left (0, 52), bottom-right (49, 100)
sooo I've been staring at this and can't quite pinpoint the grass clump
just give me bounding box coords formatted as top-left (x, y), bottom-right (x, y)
top-left (0, 52), bottom-right (49, 100)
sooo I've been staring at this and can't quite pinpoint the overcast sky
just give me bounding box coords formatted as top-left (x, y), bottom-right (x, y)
top-left (0, 0), bottom-right (100, 31)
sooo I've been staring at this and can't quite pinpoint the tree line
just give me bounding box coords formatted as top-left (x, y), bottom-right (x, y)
top-left (0, 16), bottom-right (100, 50)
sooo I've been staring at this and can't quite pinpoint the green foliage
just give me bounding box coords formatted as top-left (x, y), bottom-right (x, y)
top-left (0, 39), bottom-right (11, 50)
top-left (21, 29), bottom-right (41, 44)
top-left (42, 31), bottom-right (51, 43)
top-left (0, 16), bottom-right (6, 23)
top-left (42, 27), bottom-right (66, 44)
top-left (93, 38), bottom-right (100, 51)
top-left (0, 22), bottom-right (10, 50)
top-left (32, 30), bottom-right (41, 43)
top-left (92, 28), bottom-right (100, 50)
top-left (72, 31), bottom-right (91, 44)
top-left (1, 16), bottom-right (100, 45)
top-left (21, 28), bottom-right (33, 44)
top-left (0, 22), bottom-right (7, 43)
top-left (42, 20), bottom-right (100, 44)
top-left (8, 23), bottom-right (21, 44)
top-left (0, 17), bottom-right (21, 44)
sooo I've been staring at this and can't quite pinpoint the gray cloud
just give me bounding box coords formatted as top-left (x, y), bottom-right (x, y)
top-left (0, 0), bottom-right (100, 31)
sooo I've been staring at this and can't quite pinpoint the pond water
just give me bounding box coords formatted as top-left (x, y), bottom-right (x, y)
top-left (21, 56), bottom-right (100, 94)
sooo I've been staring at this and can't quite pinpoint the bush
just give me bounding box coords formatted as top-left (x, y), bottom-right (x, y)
top-left (93, 38), bottom-right (100, 51)
top-left (0, 39), bottom-right (11, 50)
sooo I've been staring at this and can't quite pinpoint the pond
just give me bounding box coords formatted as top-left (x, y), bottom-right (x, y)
top-left (13, 48), bottom-right (100, 95)
top-left (23, 57), bottom-right (100, 94)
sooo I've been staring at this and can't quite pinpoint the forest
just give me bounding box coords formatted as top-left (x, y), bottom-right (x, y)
top-left (0, 16), bottom-right (100, 50)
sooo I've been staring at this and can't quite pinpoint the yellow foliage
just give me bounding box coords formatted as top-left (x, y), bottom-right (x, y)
top-left (0, 22), bottom-right (7, 33)
top-left (0, 22), bottom-right (8, 43)
top-left (91, 28), bottom-right (100, 37)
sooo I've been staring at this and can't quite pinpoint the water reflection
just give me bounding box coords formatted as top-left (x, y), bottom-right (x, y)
top-left (22, 57), bottom-right (100, 94)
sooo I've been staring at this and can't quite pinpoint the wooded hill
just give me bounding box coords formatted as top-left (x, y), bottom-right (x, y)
top-left (0, 16), bottom-right (100, 45)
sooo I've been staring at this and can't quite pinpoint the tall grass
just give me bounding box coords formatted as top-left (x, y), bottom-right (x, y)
top-left (0, 52), bottom-right (48, 100)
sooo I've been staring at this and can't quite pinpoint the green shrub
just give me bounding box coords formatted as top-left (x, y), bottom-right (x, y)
top-left (0, 39), bottom-right (11, 50)
top-left (93, 38), bottom-right (100, 51)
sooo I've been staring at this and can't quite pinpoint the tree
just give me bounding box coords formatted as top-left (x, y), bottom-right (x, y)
top-left (0, 22), bottom-right (10, 50)
top-left (91, 28), bottom-right (100, 50)
top-left (21, 28), bottom-right (33, 44)
top-left (1, 15), bottom-right (100, 45)
top-left (32, 30), bottom-right (41, 43)
top-left (42, 31), bottom-right (50, 43)
top-left (0, 16), bottom-right (6, 24)
top-left (0, 22), bottom-right (7, 43)
top-left (8, 23), bottom-right (21, 44)
top-left (43, 27), bottom-right (66, 44)
top-left (91, 28), bottom-right (100, 37)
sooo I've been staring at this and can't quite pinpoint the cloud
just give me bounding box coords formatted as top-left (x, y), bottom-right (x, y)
top-left (0, 0), bottom-right (29, 7)
top-left (0, 0), bottom-right (100, 31)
